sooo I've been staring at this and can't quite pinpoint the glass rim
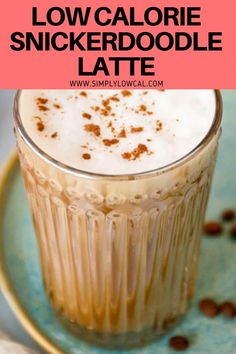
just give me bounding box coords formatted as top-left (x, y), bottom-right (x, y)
top-left (13, 90), bottom-right (223, 181)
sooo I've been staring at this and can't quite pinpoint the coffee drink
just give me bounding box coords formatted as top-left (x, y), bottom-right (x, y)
top-left (14, 89), bottom-right (222, 347)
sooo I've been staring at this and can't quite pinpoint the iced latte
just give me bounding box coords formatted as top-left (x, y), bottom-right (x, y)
top-left (14, 89), bottom-right (222, 347)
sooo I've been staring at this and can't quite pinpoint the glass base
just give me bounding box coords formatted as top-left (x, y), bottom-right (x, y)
top-left (56, 310), bottom-right (184, 349)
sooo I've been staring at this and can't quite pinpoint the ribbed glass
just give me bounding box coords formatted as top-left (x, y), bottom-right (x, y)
top-left (14, 90), bottom-right (222, 347)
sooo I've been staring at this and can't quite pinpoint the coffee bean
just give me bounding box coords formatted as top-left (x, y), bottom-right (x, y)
top-left (169, 335), bottom-right (190, 351)
top-left (199, 298), bottom-right (219, 317)
top-left (219, 301), bottom-right (236, 318)
top-left (203, 221), bottom-right (223, 236)
top-left (230, 225), bottom-right (236, 239)
top-left (222, 209), bottom-right (235, 222)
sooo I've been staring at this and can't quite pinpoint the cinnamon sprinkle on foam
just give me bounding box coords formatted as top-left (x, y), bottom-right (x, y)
top-left (37, 121), bottom-right (45, 132)
top-left (131, 126), bottom-right (143, 133)
top-left (84, 124), bottom-right (101, 137)
top-left (38, 105), bottom-right (49, 112)
top-left (82, 153), bottom-right (91, 160)
top-left (118, 128), bottom-right (127, 138)
top-left (156, 120), bottom-right (163, 131)
top-left (82, 112), bottom-right (92, 119)
top-left (20, 90), bottom-right (216, 175)
top-left (36, 97), bottom-right (48, 105)
top-left (51, 132), bottom-right (58, 138)
top-left (110, 96), bottom-right (120, 102)
top-left (53, 103), bottom-right (61, 109)
top-left (122, 144), bottom-right (150, 161)
top-left (121, 90), bottom-right (132, 97)
top-left (91, 106), bottom-right (100, 112)
top-left (102, 139), bottom-right (119, 147)
top-left (107, 121), bottom-right (115, 133)
top-left (139, 104), bottom-right (147, 112)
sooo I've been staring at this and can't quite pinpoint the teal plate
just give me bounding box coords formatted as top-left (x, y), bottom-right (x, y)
top-left (1, 91), bottom-right (236, 354)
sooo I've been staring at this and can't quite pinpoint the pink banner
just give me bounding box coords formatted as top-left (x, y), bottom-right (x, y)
top-left (0, 0), bottom-right (235, 88)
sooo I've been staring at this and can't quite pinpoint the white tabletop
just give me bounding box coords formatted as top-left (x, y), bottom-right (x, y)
top-left (0, 90), bottom-right (44, 353)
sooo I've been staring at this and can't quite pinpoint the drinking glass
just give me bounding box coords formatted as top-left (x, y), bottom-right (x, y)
top-left (14, 90), bottom-right (222, 348)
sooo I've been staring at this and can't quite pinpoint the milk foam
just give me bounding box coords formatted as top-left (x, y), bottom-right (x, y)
top-left (19, 89), bottom-right (216, 175)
